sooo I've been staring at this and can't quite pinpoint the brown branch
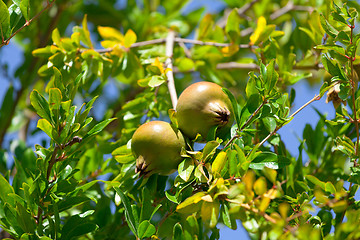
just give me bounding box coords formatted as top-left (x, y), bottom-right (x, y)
top-left (270, 1), bottom-right (314, 20)
top-left (0, 1), bottom-right (56, 48)
top-left (259, 94), bottom-right (321, 147)
top-left (239, 202), bottom-right (277, 224)
top-left (165, 30), bottom-right (178, 109)
top-left (90, 37), bottom-right (255, 54)
top-left (216, 62), bottom-right (323, 71)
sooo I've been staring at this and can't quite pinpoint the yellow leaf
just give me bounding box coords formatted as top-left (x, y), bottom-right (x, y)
top-left (243, 170), bottom-right (255, 192)
top-left (279, 203), bottom-right (289, 219)
top-left (250, 16), bottom-right (267, 45)
top-left (98, 26), bottom-right (124, 42)
top-left (81, 49), bottom-right (101, 60)
top-left (264, 188), bottom-right (279, 199)
top-left (200, 200), bottom-right (220, 228)
top-left (100, 40), bottom-right (118, 48)
top-left (221, 44), bottom-right (239, 57)
top-left (124, 29), bottom-right (137, 48)
top-left (201, 194), bottom-right (213, 202)
top-left (176, 192), bottom-right (206, 214)
top-left (258, 197), bottom-right (271, 212)
top-left (152, 57), bottom-right (165, 74)
top-left (212, 151), bottom-right (227, 177)
top-left (253, 176), bottom-right (267, 196)
top-left (37, 119), bottom-right (53, 139)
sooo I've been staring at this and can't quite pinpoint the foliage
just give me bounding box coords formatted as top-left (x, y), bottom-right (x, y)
top-left (0, 0), bottom-right (360, 239)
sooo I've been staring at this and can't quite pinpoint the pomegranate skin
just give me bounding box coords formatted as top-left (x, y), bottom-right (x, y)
top-left (131, 121), bottom-right (185, 177)
top-left (176, 81), bottom-right (234, 141)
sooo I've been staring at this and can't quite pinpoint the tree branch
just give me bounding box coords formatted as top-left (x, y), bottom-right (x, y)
top-left (259, 94), bottom-right (321, 147)
top-left (270, 1), bottom-right (314, 20)
top-left (165, 30), bottom-right (178, 109)
top-left (0, 1), bottom-right (56, 48)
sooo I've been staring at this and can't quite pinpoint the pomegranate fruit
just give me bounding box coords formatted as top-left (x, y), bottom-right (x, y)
top-left (131, 121), bottom-right (185, 177)
top-left (176, 81), bottom-right (233, 141)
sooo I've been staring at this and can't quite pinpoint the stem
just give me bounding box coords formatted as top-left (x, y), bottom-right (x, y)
top-left (0, 1), bottom-right (56, 48)
top-left (270, 1), bottom-right (314, 20)
top-left (223, 99), bottom-right (267, 149)
top-left (349, 24), bottom-right (359, 164)
top-left (46, 145), bottom-right (59, 181)
top-left (259, 94), bottom-right (321, 147)
top-left (89, 37), bottom-right (255, 53)
top-left (165, 30), bottom-right (178, 109)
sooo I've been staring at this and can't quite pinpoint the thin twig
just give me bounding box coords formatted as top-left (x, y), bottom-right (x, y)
top-left (270, 1), bottom-right (314, 20)
top-left (0, 1), bottom-right (56, 48)
top-left (165, 30), bottom-right (178, 109)
top-left (259, 94), bottom-right (321, 147)
top-left (218, 0), bottom-right (259, 28)
top-left (223, 99), bottom-right (267, 149)
top-left (178, 40), bottom-right (192, 58)
top-left (89, 37), bottom-right (254, 53)
top-left (217, 62), bottom-right (323, 71)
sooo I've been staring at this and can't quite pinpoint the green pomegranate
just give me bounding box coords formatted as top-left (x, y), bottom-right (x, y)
top-left (131, 121), bottom-right (185, 177)
top-left (176, 81), bottom-right (234, 141)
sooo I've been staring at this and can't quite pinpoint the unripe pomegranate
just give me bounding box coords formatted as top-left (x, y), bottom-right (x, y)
top-left (176, 81), bottom-right (233, 141)
top-left (131, 121), bottom-right (185, 177)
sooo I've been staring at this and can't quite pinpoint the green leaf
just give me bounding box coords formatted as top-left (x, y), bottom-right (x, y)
top-left (81, 14), bottom-right (92, 48)
top-left (165, 190), bottom-right (179, 204)
top-left (261, 60), bottom-right (278, 92)
top-left (250, 152), bottom-right (291, 170)
top-left (49, 88), bottom-right (62, 111)
top-left (223, 87), bottom-right (241, 130)
top-left (325, 182), bottom-right (336, 194)
top-left (246, 72), bottom-right (258, 97)
top-left (84, 118), bottom-right (116, 138)
top-left (202, 140), bottom-right (221, 162)
top-left (137, 220), bottom-right (156, 239)
top-left (112, 144), bottom-right (135, 164)
top-left (178, 158), bottom-right (195, 182)
top-left (321, 54), bottom-right (345, 79)
top-left (0, 0), bottom-right (10, 39)
top-left (30, 90), bottom-right (53, 124)
top-left (173, 222), bottom-right (183, 240)
top-left (148, 75), bottom-right (166, 87)
top-left (263, 117), bottom-right (276, 132)
top-left (176, 58), bottom-right (195, 72)
top-left (0, 85), bottom-right (14, 130)
top-left (220, 203), bottom-right (236, 229)
top-left (60, 212), bottom-right (97, 240)
top-left (52, 28), bottom-right (61, 47)
top-left (225, 9), bottom-right (241, 42)
top-left (320, 14), bottom-right (338, 38)
top-left (19, 0), bottom-right (30, 21)
top-left (114, 187), bottom-right (138, 237)
top-left (305, 175), bottom-right (325, 190)
top-left (0, 174), bottom-right (15, 205)
top-left (16, 202), bottom-right (36, 233)
top-left (315, 44), bottom-right (345, 56)
top-left (331, 12), bottom-right (347, 26)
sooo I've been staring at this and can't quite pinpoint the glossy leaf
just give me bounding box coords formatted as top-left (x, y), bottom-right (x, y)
top-left (30, 90), bottom-right (53, 124)
top-left (178, 158), bottom-right (195, 181)
top-left (137, 220), bottom-right (156, 239)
